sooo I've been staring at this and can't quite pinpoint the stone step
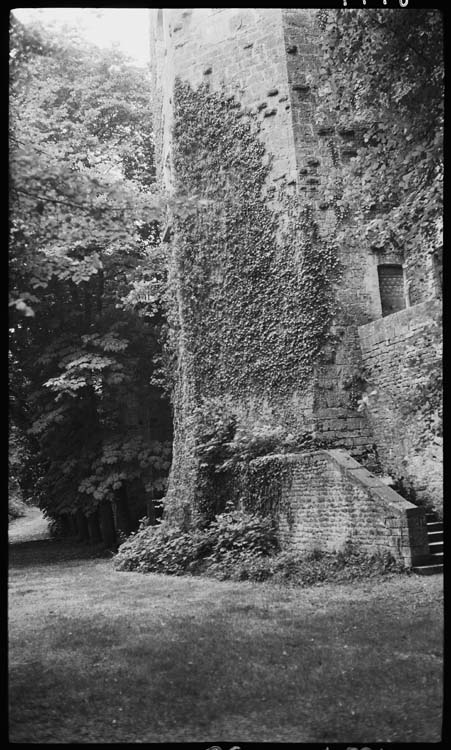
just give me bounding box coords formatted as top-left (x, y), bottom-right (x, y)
top-left (412, 563), bottom-right (443, 576)
top-left (413, 512), bottom-right (443, 576)
top-left (412, 550), bottom-right (443, 566)
top-left (427, 521), bottom-right (443, 533)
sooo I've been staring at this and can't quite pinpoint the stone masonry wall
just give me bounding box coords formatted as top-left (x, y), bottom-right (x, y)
top-left (358, 300), bottom-right (442, 516)
top-left (281, 9), bottom-right (441, 318)
top-left (149, 8), bottom-right (374, 448)
top-left (281, 9), bottom-right (384, 326)
top-left (149, 9), bottom-right (441, 521)
top-left (312, 325), bottom-right (374, 458)
top-left (273, 449), bottom-right (429, 566)
top-left (150, 8), bottom-right (298, 192)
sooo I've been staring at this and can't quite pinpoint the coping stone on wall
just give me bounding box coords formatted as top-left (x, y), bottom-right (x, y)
top-left (326, 448), bottom-right (419, 512)
top-left (358, 299), bottom-right (442, 349)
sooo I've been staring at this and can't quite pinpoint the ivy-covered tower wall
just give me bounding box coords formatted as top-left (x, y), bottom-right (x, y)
top-left (149, 8), bottom-right (442, 524)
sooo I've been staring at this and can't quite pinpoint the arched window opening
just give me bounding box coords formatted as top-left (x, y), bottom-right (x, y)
top-left (377, 264), bottom-right (406, 317)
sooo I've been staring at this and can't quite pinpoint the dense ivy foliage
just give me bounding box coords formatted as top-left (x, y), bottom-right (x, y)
top-left (309, 8), bottom-right (443, 517)
top-left (315, 8), bottom-right (443, 275)
top-left (171, 80), bottom-right (341, 399)
top-left (165, 80), bottom-right (341, 522)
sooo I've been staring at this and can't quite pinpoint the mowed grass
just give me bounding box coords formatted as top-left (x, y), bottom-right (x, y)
top-left (9, 538), bottom-right (443, 743)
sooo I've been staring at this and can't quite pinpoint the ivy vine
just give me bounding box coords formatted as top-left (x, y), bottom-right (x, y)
top-left (171, 80), bottom-right (341, 401)
top-left (166, 79), bottom-right (341, 522)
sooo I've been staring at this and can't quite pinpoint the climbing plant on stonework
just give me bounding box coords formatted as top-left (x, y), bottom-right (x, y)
top-left (314, 8), bottom-right (443, 263)
top-left (171, 80), bottom-right (341, 401)
top-left (166, 80), bottom-right (341, 522)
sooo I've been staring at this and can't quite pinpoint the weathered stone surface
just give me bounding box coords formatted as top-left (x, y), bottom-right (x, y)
top-left (276, 450), bottom-right (429, 566)
top-left (149, 8), bottom-right (442, 522)
top-left (358, 300), bottom-right (442, 515)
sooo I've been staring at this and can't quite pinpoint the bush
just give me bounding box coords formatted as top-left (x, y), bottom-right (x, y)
top-left (198, 504), bottom-right (277, 580)
top-left (113, 519), bottom-right (211, 574)
top-left (48, 516), bottom-right (64, 538)
top-left (267, 543), bottom-right (407, 586)
top-left (114, 507), bottom-right (407, 586)
top-left (8, 492), bottom-right (28, 522)
top-left (205, 550), bottom-right (274, 582)
top-left (204, 543), bottom-right (407, 584)
top-left (205, 504), bottom-right (277, 559)
top-left (114, 505), bottom-right (277, 576)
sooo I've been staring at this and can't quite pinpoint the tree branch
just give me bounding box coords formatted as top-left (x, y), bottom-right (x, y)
top-left (11, 186), bottom-right (125, 214)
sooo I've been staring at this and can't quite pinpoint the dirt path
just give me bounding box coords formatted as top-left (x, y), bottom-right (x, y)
top-left (8, 505), bottom-right (51, 543)
top-left (8, 506), bottom-right (108, 569)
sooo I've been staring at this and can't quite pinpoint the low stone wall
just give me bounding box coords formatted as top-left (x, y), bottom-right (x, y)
top-left (267, 449), bottom-right (429, 567)
top-left (358, 299), bottom-right (442, 516)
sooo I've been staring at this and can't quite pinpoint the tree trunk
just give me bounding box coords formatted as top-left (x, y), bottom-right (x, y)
top-left (147, 493), bottom-right (164, 525)
top-left (98, 501), bottom-right (117, 550)
top-left (146, 498), bottom-right (156, 525)
top-left (114, 485), bottom-right (131, 537)
top-left (59, 514), bottom-right (69, 537)
top-left (69, 515), bottom-right (78, 536)
top-left (75, 509), bottom-right (90, 543)
top-left (60, 513), bottom-right (75, 537)
top-left (87, 510), bottom-right (102, 544)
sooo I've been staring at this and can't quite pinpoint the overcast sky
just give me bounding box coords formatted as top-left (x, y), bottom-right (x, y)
top-left (11, 8), bottom-right (150, 66)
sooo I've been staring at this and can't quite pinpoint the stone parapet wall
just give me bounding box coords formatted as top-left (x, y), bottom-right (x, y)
top-left (358, 300), bottom-right (442, 516)
top-left (269, 449), bottom-right (429, 566)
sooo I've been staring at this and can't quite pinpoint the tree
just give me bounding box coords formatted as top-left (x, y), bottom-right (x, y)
top-left (9, 16), bottom-right (172, 543)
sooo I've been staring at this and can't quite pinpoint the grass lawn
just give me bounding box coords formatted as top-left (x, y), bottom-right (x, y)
top-left (9, 532), bottom-right (443, 743)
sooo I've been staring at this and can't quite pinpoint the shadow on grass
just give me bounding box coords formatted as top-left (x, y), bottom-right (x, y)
top-left (8, 538), bottom-right (111, 569)
top-left (9, 584), bottom-right (443, 742)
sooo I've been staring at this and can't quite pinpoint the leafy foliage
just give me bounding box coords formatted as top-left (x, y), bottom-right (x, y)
top-left (113, 503), bottom-right (276, 575)
top-left (171, 81), bottom-right (341, 399)
top-left (8, 423), bottom-right (35, 521)
top-left (9, 14), bottom-right (164, 310)
top-left (164, 10), bottom-right (443, 524)
top-left (8, 494), bottom-right (28, 523)
top-left (205, 502), bottom-right (277, 558)
top-left (114, 519), bottom-right (213, 574)
top-left (242, 543), bottom-right (408, 586)
top-left (190, 396), bottom-right (328, 524)
top-left (9, 16), bottom-right (173, 532)
top-left (165, 80), bottom-right (341, 521)
top-left (196, 405), bottom-right (325, 474)
top-left (315, 9), bottom-right (443, 275)
top-left (114, 507), bottom-right (406, 585)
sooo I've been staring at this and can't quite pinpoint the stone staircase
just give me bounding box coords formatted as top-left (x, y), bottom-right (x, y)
top-left (412, 513), bottom-right (443, 575)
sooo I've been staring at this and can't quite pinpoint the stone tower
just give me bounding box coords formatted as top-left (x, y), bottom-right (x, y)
top-left (149, 8), bottom-right (442, 533)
